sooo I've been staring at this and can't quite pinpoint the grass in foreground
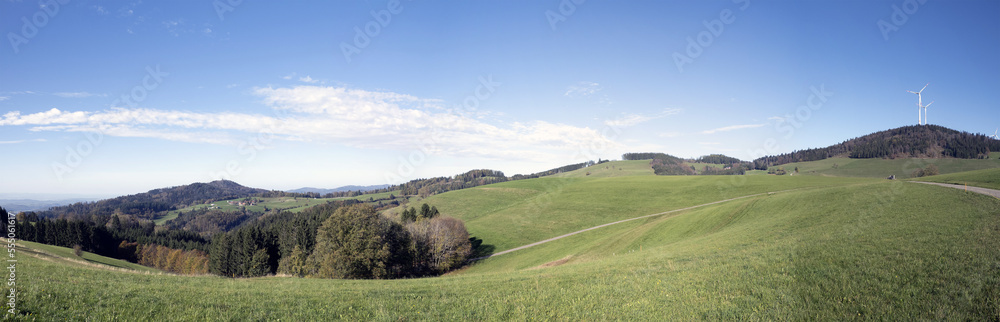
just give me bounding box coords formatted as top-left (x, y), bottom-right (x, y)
top-left (12, 180), bottom-right (999, 320)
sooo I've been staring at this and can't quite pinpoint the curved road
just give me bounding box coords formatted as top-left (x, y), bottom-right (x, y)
top-left (470, 188), bottom-right (802, 261)
top-left (912, 181), bottom-right (1000, 199)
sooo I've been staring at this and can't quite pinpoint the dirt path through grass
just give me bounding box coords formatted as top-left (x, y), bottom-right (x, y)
top-left (913, 181), bottom-right (1000, 198)
top-left (470, 188), bottom-right (804, 261)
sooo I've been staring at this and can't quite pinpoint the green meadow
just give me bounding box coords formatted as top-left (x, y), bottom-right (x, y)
top-left (13, 171), bottom-right (1000, 320)
top-left (777, 154), bottom-right (1000, 179)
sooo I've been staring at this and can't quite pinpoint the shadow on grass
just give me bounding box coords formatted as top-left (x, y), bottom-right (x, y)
top-left (469, 237), bottom-right (495, 259)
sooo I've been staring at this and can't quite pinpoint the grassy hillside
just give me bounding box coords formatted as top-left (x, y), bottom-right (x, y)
top-left (908, 168), bottom-right (1000, 190)
top-left (774, 155), bottom-right (1000, 179)
top-left (549, 160), bottom-right (654, 178)
top-left (13, 179), bottom-right (999, 320)
top-left (17, 240), bottom-right (161, 273)
top-left (422, 175), bottom-right (877, 253)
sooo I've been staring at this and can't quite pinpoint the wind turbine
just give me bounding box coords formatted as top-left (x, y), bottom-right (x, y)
top-left (906, 83), bottom-right (929, 125)
top-left (922, 100), bottom-right (933, 125)
top-left (992, 128), bottom-right (999, 140)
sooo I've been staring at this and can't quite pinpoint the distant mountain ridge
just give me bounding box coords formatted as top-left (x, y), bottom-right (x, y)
top-left (751, 125), bottom-right (1000, 169)
top-left (0, 198), bottom-right (95, 213)
top-left (41, 180), bottom-right (270, 220)
top-left (287, 184), bottom-right (390, 194)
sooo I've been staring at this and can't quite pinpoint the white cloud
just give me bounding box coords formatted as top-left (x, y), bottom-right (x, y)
top-left (0, 139), bottom-right (46, 144)
top-left (53, 92), bottom-right (106, 98)
top-left (701, 123), bottom-right (766, 134)
top-left (0, 85), bottom-right (618, 162)
top-left (226, 84), bottom-right (239, 89)
top-left (603, 108), bottom-right (682, 127)
top-left (298, 76), bottom-right (318, 83)
top-left (282, 73), bottom-right (296, 80)
top-left (0, 96), bottom-right (8, 101)
top-left (564, 81), bottom-right (601, 97)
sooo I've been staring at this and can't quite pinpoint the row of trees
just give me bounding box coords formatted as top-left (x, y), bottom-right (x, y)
top-left (2, 208), bottom-right (210, 274)
top-left (126, 242), bottom-right (209, 274)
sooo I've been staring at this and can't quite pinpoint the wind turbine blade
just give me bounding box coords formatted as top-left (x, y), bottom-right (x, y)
top-left (924, 101), bottom-right (933, 107)
top-left (919, 83), bottom-right (928, 93)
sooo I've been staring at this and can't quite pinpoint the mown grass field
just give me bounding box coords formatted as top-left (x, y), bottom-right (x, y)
top-left (777, 154), bottom-right (1000, 179)
top-left (12, 176), bottom-right (1000, 320)
top-left (423, 175), bottom-right (878, 252)
top-left (550, 160), bottom-right (654, 178)
top-left (907, 167), bottom-right (1000, 190)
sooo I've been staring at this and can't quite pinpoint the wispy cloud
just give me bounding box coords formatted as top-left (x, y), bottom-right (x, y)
top-left (0, 139), bottom-right (46, 144)
top-left (282, 73), bottom-right (296, 80)
top-left (53, 92), bottom-right (106, 98)
top-left (603, 108), bottom-right (683, 127)
top-left (564, 81), bottom-right (601, 97)
top-left (0, 96), bottom-right (8, 101)
top-left (299, 76), bottom-right (318, 84)
top-left (701, 123), bottom-right (766, 134)
top-left (0, 85), bottom-right (617, 162)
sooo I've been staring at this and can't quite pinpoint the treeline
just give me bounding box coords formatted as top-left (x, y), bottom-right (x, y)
top-left (208, 202), bottom-right (473, 279)
top-left (695, 154), bottom-right (744, 164)
top-left (4, 208), bottom-right (210, 274)
top-left (752, 125), bottom-right (1000, 169)
top-left (164, 208), bottom-right (260, 237)
top-left (119, 242), bottom-right (209, 274)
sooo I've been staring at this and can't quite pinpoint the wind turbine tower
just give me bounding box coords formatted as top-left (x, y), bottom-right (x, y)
top-left (906, 83), bottom-right (929, 125)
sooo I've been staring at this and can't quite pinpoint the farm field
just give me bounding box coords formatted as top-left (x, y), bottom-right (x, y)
top-left (774, 154), bottom-right (1000, 179)
top-left (12, 175), bottom-right (1000, 320)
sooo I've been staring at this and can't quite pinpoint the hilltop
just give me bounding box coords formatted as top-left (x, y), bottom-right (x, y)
top-left (752, 125), bottom-right (1000, 169)
top-left (41, 180), bottom-right (271, 220)
top-left (287, 184), bottom-right (390, 194)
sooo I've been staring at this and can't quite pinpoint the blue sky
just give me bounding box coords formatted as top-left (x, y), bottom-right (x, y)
top-left (1, 0), bottom-right (998, 196)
